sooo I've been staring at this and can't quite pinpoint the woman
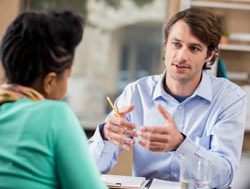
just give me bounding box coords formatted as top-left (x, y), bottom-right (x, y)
top-left (0, 10), bottom-right (107, 189)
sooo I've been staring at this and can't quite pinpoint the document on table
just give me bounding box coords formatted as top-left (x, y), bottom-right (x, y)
top-left (149, 178), bottom-right (181, 189)
top-left (101, 174), bottom-right (147, 189)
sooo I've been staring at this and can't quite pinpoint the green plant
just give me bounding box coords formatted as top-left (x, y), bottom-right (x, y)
top-left (222, 31), bottom-right (230, 37)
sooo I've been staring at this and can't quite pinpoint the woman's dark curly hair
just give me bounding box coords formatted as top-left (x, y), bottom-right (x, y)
top-left (0, 10), bottom-right (84, 86)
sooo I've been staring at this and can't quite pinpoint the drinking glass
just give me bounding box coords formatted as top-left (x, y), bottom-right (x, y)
top-left (180, 154), bottom-right (211, 189)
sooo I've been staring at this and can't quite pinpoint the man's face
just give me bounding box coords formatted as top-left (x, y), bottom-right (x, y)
top-left (165, 20), bottom-right (210, 84)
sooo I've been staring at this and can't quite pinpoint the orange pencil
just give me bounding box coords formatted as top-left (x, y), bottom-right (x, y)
top-left (106, 96), bottom-right (122, 118)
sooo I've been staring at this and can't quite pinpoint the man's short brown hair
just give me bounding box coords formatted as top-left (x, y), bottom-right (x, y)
top-left (164, 8), bottom-right (222, 69)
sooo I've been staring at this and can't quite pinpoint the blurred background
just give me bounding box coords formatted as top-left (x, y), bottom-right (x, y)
top-left (0, 0), bottom-right (249, 188)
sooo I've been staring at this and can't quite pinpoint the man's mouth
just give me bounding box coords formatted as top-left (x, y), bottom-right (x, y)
top-left (172, 63), bottom-right (190, 69)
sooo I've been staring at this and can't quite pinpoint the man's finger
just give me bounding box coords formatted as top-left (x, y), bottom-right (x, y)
top-left (157, 104), bottom-right (172, 121)
top-left (123, 129), bottom-right (138, 137)
top-left (139, 126), bottom-right (168, 134)
top-left (109, 132), bottom-right (134, 145)
top-left (138, 131), bottom-right (168, 142)
top-left (139, 140), bottom-right (167, 152)
top-left (119, 104), bottom-right (135, 116)
top-left (119, 119), bottom-right (136, 129)
top-left (109, 117), bottom-right (135, 130)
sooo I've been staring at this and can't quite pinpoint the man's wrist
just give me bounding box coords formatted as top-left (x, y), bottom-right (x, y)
top-left (171, 132), bottom-right (186, 151)
top-left (180, 132), bottom-right (186, 140)
top-left (175, 132), bottom-right (186, 150)
top-left (99, 123), bottom-right (108, 140)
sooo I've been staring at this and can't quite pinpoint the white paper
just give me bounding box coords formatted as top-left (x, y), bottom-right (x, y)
top-left (101, 174), bottom-right (146, 188)
top-left (149, 178), bottom-right (180, 189)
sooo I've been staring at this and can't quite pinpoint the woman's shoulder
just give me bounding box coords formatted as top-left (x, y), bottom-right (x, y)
top-left (38, 99), bottom-right (70, 109)
top-left (15, 99), bottom-right (74, 117)
top-left (19, 99), bottom-right (80, 131)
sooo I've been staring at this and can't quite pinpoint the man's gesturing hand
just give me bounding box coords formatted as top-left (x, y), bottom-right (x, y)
top-left (138, 104), bottom-right (184, 152)
top-left (103, 104), bottom-right (137, 151)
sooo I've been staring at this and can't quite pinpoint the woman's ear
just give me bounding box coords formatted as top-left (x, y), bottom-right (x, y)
top-left (43, 72), bottom-right (57, 95)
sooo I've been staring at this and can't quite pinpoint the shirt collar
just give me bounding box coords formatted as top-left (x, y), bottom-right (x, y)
top-left (153, 71), bottom-right (212, 102)
top-left (191, 71), bottom-right (212, 102)
top-left (153, 71), bottom-right (170, 101)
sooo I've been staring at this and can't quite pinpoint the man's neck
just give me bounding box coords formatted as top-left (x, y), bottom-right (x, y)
top-left (164, 74), bottom-right (202, 97)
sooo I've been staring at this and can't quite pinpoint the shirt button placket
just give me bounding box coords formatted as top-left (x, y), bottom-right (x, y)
top-left (175, 105), bottom-right (184, 131)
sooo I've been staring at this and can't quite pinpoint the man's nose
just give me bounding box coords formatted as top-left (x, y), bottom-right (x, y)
top-left (176, 48), bottom-right (188, 63)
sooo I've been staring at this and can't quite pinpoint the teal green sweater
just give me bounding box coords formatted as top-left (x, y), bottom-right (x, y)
top-left (0, 99), bottom-right (107, 189)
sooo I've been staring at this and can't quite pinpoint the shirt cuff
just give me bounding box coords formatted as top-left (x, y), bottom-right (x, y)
top-left (99, 123), bottom-right (108, 140)
top-left (89, 122), bottom-right (118, 159)
top-left (175, 136), bottom-right (199, 159)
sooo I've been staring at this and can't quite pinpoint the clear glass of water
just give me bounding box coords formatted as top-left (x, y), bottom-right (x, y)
top-left (180, 154), bottom-right (211, 189)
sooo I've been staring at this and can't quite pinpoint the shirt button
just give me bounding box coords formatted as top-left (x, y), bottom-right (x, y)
top-left (172, 173), bottom-right (178, 179)
top-left (178, 105), bottom-right (183, 110)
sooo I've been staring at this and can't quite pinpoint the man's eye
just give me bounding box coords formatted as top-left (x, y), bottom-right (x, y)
top-left (190, 46), bottom-right (201, 52)
top-left (172, 42), bottom-right (181, 48)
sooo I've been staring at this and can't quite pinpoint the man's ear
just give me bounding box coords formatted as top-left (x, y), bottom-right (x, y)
top-left (206, 50), bottom-right (219, 63)
top-left (205, 51), bottom-right (214, 63)
top-left (43, 72), bottom-right (57, 95)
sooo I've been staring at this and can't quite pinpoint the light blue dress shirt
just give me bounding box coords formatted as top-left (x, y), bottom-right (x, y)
top-left (89, 71), bottom-right (247, 189)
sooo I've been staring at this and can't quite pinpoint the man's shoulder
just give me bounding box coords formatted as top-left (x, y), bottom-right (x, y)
top-left (209, 75), bottom-right (246, 98)
top-left (128, 74), bottom-right (162, 88)
top-left (120, 74), bottom-right (162, 98)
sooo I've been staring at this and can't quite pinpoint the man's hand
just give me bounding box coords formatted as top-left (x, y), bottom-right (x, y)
top-left (103, 104), bottom-right (137, 151)
top-left (138, 104), bottom-right (184, 152)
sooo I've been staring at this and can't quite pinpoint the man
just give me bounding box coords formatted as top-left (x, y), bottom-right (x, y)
top-left (89, 8), bottom-right (247, 189)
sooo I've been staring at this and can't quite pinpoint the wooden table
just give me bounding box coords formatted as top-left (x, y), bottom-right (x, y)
top-left (243, 131), bottom-right (250, 152)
